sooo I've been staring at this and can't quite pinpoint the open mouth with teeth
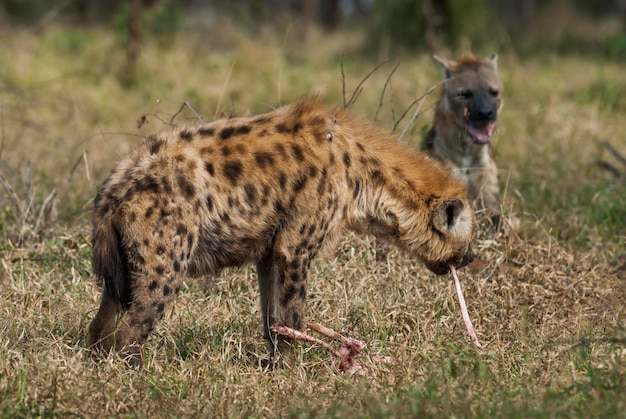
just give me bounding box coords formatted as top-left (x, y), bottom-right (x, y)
top-left (465, 121), bottom-right (496, 145)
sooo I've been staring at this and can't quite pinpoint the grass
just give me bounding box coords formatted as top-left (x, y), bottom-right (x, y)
top-left (0, 19), bottom-right (625, 418)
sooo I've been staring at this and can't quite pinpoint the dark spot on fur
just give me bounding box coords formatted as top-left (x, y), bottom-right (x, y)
top-left (275, 123), bottom-right (288, 133)
top-left (292, 312), bottom-right (301, 328)
top-left (145, 206), bottom-right (154, 218)
top-left (149, 281), bottom-right (158, 291)
top-left (175, 170), bottom-right (195, 198)
top-left (206, 196), bottom-right (214, 211)
top-left (220, 127), bottom-right (235, 140)
top-left (353, 179), bottom-right (361, 199)
top-left (278, 172), bottom-right (287, 191)
top-left (371, 170), bottom-right (385, 185)
top-left (179, 129), bottom-right (193, 141)
top-left (290, 144), bottom-right (305, 161)
top-left (274, 200), bottom-right (284, 214)
top-left (223, 160), bottom-right (243, 185)
top-left (236, 125), bottom-right (251, 135)
top-left (254, 152), bottom-right (275, 169)
top-left (244, 183), bottom-right (256, 205)
top-left (173, 261), bottom-right (180, 272)
top-left (308, 165), bottom-right (318, 178)
top-left (205, 162), bottom-right (215, 176)
top-left (198, 127), bottom-right (215, 137)
top-left (146, 135), bottom-right (165, 155)
top-left (163, 285), bottom-right (171, 296)
top-left (293, 175), bottom-right (308, 193)
top-left (293, 122), bottom-right (302, 133)
top-left (299, 285), bottom-right (306, 300)
top-left (135, 176), bottom-right (160, 194)
top-left (307, 224), bottom-right (316, 236)
top-left (176, 224), bottom-right (188, 236)
top-left (221, 145), bottom-right (232, 157)
top-left (275, 143), bottom-right (286, 158)
top-left (156, 265), bottom-right (165, 275)
top-left (281, 285), bottom-right (298, 306)
top-left (356, 142), bottom-right (365, 152)
top-left (343, 152), bottom-right (351, 167)
top-left (156, 245), bottom-right (165, 256)
top-left (160, 209), bottom-right (171, 218)
top-left (157, 303), bottom-right (165, 313)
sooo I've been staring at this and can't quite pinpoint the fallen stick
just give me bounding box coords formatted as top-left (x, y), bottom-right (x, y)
top-left (450, 264), bottom-right (484, 350)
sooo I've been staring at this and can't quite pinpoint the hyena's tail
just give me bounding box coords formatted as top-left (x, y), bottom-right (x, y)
top-left (92, 217), bottom-right (132, 308)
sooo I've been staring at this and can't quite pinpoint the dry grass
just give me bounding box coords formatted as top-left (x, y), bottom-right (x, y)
top-left (0, 21), bottom-right (624, 417)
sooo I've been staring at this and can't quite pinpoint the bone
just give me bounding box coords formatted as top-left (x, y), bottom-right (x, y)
top-left (450, 264), bottom-right (484, 350)
top-left (270, 321), bottom-right (388, 375)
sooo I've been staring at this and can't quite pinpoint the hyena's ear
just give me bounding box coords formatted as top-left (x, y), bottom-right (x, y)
top-left (486, 53), bottom-right (498, 72)
top-left (433, 54), bottom-right (455, 79)
top-left (432, 198), bottom-right (465, 234)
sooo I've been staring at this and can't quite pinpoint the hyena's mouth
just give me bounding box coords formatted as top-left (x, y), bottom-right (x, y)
top-left (465, 121), bottom-right (496, 145)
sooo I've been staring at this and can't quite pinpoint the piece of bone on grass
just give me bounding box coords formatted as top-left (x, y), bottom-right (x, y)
top-left (269, 324), bottom-right (342, 358)
top-left (305, 321), bottom-right (367, 353)
top-left (269, 322), bottom-right (389, 375)
top-left (449, 264), bottom-right (484, 350)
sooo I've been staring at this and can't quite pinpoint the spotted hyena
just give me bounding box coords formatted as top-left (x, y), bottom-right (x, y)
top-left (88, 97), bottom-right (475, 365)
top-left (424, 53), bottom-right (504, 227)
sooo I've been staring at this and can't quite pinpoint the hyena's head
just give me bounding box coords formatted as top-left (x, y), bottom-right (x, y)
top-left (435, 53), bottom-right (503, 145)
top-left (420, 197), bottom-right (475, 275)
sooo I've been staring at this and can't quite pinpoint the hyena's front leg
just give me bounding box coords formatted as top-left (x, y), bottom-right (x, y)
top-left (257, 244), bottom-right (311, 352)
top-left (471, 161), bottom-right (501, 228)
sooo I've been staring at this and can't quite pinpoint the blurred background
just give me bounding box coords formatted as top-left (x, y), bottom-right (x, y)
top-left (0, 0), bottom-right (624, 246)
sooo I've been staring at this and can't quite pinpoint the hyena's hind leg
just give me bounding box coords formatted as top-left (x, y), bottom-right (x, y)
top-left (113, 265), bottom-right (187, 366)
top-left (88, 289), bottom-right (125, 353)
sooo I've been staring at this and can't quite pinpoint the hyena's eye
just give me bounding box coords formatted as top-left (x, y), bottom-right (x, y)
top-left (488, 88), bottom-right (499, 97)
top-left (458, 89), bottom-right (473, 99)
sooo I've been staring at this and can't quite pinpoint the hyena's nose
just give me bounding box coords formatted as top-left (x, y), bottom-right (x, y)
top-left (475, 108), bottom-right (494, 121)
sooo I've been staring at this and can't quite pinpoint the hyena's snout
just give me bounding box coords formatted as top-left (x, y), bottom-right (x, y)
top-left (468, 96), bottom-right (496, 124)
top-left (465, 96), bottom-right (498, 144)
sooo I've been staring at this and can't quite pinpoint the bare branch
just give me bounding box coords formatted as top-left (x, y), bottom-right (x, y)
top-left (170, 101), bottom-right (206, 125)
top-left (345, 60), bottom-right (391, 109)
top-left (374, 61), bottom-right (400, 122)
top-left (393, 81), bottom-right (442, 135)
top-left (601, 141), bottom-right (626, 167)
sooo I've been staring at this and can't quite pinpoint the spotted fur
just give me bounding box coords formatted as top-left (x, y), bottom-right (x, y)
top-left (88, 97), bottom-right (474, 365)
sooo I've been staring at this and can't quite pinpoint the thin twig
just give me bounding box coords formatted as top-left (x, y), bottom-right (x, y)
top-left (374, 61), bottom-right (400, 122)
top-left (341, 56), bottom-right (347, 108)
top-left (345, 60), bottom-right (391, 109)
top-left (393, 82), bottom-right (442, 136)
top-left (170, 101), bottom-right (205, 125)
top-left (601, 141), bottom-right (626, 167)
top-left (214, 61), bottom-right (236, 120)
top-left (34, 189), bottom-right (56, 236)
top-left (0, 166), bottom-right (26, 219)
